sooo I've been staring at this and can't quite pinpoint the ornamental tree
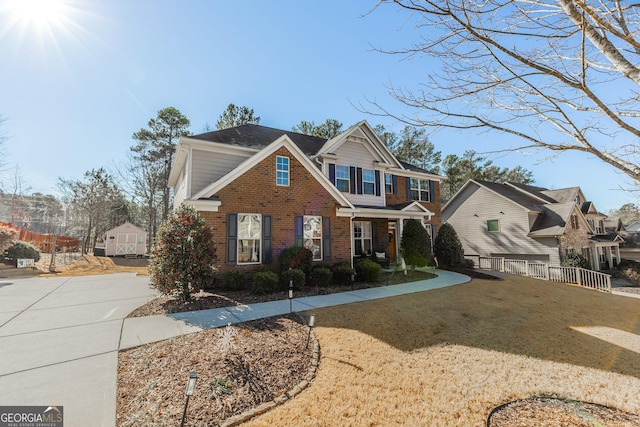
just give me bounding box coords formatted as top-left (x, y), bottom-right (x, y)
top-left (149, 204), bottom-right (217, 301)
top-left (400, 219), bottom-right (432, 271)
top-left (433, 223), bottom-right (465, 268)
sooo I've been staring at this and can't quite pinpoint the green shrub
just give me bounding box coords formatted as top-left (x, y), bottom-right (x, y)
top-left (355, 258), bottom-right (381, 282)
top-left (4, 241), bottom-right (41, 262)
top-left (433, 223), bottom-right (465, 268)
top-left (148, 205), bottom-right (217, 301)
top-left (561, 252), bottom-right (591, 269)
top-left (251, 271), bottom-right (279, 295)
top-left (400, 219), bottom-right (432, 270)
top-left (279, 246), bottom-right (313, 276)
top-left (463, 258), bottom-right (475, 269)
top-left (310, 266), bottom-right (332, 290)
top-left (332, 261), bottom-right (355, 286)
top-left (223, 270), bottom-right (245, 291)
top-left (280, 268), bottom-right (306, 290)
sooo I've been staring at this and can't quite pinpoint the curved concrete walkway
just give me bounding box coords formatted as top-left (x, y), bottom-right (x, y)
top-left (120, 269), bottom-right (471, 350)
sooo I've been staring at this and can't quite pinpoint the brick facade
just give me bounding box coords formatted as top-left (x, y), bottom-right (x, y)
top-left (199, 147), bottom-right (351, 275)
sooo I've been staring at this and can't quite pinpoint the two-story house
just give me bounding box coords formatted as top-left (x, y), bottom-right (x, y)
top-left (168, 121), bottom-right (443, 275)
top-left (442, 179), bottom-right (623, 270)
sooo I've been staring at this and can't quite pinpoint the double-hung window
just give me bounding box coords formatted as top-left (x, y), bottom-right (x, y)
top-left (276, 156), bottom-right (289, 186)
top-left (353, 221), bottom-right (372, 256)
top-left (303, 216), bottom-right (322, 261)
top-left (336, 165), bottom-right (349, 192)
top-left (385, 173), bottom-right (393, 194)
top-left (238, 214), bottom-right (261, 263)
top-left (363, 169), bottom-right (375, 195)
top-left (410, 178), bottom-right (430, 201)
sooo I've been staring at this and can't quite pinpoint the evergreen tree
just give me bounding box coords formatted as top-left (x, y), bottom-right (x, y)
top-left (434, 223), bottom-right (464, 268)
top-left (149, 205), bottom-right (217, 301)
top-left (400, 219), bottom-right (432, 271)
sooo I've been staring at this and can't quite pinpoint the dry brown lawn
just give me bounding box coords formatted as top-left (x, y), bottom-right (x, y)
top-left (241, 277), bottom-right (640, 426)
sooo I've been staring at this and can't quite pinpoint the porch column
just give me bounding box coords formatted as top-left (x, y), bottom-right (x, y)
top-left (606, 245), bottom-right (613, 269)
top-left (590, 244), bottom-right (599, 271)
top-left (615, 244), bottom-right (621, 265)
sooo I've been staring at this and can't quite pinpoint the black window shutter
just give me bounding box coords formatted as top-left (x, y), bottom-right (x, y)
top-left (349, 167), bottom-right (356, 194)
top-left (226, 213), bottom-right (237, 264)
top-left (357, 167), bottom-right (363, 194)
top-left (431, 224), bottom-right (438, 243)
top-left (392, 174), bottom-right (398, 194)
top-left (375, 170), bottom-right (381, 196)
top-left (371, 221), bottom-right (378, 252)
top-left (295, 215), bottom-right (304, 247)
top-left (329, 163), bottom-right (336, 185)
top-left (322, 216), bottom-right (331, 260)
top-left (263, 215), bottom-right (272, 264)
top-left (429, 180), bottom-right (435, 202)
top-left (406, 177), bottom-right (412, 200)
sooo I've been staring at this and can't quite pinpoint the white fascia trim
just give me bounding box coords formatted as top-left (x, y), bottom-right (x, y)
top-left (337, 206), bottom-right (433, 220)
top-left (184, 137), bottom-right (260, 156)
top-left (192, 135), bottom-right (355, 209)
top-left (183, 199), bottom-right (222, 212)
top-left (168, 145), bottom-right (190, 187)
top-left (387, 167), bottom-right (445, 181)
top-left (401, 201), bottom-right (435, 215)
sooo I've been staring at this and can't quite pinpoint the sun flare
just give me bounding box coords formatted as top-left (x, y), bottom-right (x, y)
top-left (3, 0), bottom-right (71, 31)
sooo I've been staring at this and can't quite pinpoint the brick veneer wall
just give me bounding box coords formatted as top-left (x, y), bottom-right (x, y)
top-left (199, 146), bottom-right (351, 275)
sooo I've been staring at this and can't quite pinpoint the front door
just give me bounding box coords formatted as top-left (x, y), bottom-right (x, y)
top-left (388, 228), bottom-right (397, 264)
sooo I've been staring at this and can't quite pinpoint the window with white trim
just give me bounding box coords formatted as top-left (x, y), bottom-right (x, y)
top-left (487, 219), bottom-right (500, 232)
top-left (385, 173), bottom-right (393, 194)
top-left (336, 165), bottom-right (349, 192)
top-left (410, 178), bottom-right (430, 201)
top-left (303, 216), bottom-right (322, 261)
top-left (276, 156), bottom-right (289, 186)
top-left (353, 221), bottom-right (372, 256)
top-left (238, 214), bottom-right (261, 264)
top-left (363, 169), bottom-right (375, 195)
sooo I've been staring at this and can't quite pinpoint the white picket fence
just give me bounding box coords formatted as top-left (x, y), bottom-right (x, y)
top-left (465, 256), bottom-right (611, 293)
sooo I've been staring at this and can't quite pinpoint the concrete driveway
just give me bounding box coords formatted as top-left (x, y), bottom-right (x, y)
top-left (0, 273), bottom-right (158, 427)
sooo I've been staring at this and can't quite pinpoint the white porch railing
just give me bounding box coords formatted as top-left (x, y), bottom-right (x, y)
top-left (465, 256), bottom-right (611, 293)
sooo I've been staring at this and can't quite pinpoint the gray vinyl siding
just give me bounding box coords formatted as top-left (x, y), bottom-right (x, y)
top-left (190, 149), bottom-right (250, 196)
top-left (444, 186), bottom-right (559, 263)
top-left (330, 140), bottom-right (384, 207)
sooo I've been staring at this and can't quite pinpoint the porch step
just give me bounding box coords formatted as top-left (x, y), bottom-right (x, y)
top-left (124, 254), bottom-right (138, 259)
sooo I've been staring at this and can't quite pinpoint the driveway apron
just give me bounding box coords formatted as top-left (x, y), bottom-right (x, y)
top-left (0, 273), bottom-right (158, 427)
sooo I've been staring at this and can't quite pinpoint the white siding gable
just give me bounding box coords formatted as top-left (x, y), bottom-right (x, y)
top-left (332, 140), bottom-right (384, 207)
top-left (445, 185), bottom-right (558, 263)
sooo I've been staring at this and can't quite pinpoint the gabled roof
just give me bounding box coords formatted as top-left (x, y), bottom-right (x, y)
top-left (541, 186), bottom-right (581, 203)
top-left (471, 180), bottom-right (545, 210)
top-left (189, 124), bottom-right (326, 156)
top-left (528, 202), bottom-right (578, 237)
top-left (191, 134), bottom-right (355, 209)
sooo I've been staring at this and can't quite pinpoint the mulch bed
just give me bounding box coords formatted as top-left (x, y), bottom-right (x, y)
top-left (116, 315), bottom-right (314, 427)
top-left (488, 396), bottom-right (640, 427)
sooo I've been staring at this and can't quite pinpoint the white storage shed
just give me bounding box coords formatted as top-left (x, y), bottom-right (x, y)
top-left (104, 222), bottom-right (147, 257)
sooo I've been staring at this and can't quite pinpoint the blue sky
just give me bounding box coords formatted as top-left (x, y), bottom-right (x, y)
top-left (0, 0), bottom-right (635, 212)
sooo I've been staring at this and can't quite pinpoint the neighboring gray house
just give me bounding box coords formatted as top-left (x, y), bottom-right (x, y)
top-left (442, 180), bottom-right (623, 270)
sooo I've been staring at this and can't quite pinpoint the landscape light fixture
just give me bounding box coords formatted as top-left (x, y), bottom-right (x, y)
top-left (289, 279), bottom-right (295, 313)
top-left (306, 314), bottom-right (316, 349)
top-left (180, 371), bottom-right (198, 427)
